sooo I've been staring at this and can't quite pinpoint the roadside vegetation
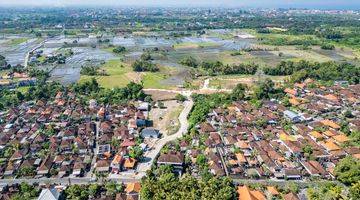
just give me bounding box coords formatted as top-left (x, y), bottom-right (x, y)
top-left (263, 60), bottom-right (360, 84)
top-left (64, 181), bottom-right (124, 200)
top-left (180, 56), bottom-right (258, 76)
top-left (141, 165), bottom-right (236, 200)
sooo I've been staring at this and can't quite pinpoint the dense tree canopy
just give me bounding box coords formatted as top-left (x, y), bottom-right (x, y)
top-left (230, 83), bottom-right (247, 101)
top-left (112, 46), bottom-right (126, 54)
top-left (132, 60), bottom-right (159, 72)
top-left (188, 93), bottom-right (231, 129)
top-left (77, 80), bottom-right (149, 104)
top-left (199, 61), bottom-right (258, 76)
top-left (334, 156), bottom-right (360, 186)
top-left (263, 60), bottom-right (360, 84)
top-left (141, 165), bottom-right (236, 200)
top-left (253, 78), bottom-right (284, 100)
top-left (80, 65), bottom-right (102, 76)
top-left (179, 56), bottom-right (258, 76)
top-left (179, 56), bottom-right (199, 68)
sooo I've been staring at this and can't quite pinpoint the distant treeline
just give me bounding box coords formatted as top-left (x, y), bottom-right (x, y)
top-left (179, 56), bottom-right (258, 75)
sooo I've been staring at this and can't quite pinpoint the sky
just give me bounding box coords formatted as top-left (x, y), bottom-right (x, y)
top-left (0, 0), bottom-right (359, 9)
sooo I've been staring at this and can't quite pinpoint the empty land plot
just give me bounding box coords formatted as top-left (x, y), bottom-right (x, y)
top-left (79, 59), bottom-right (135, 88)
top-left (149, 100), bottom-right (183, 136)
top-left (144, 90), bottom-right (178, 101)
top-left (209, 75), bottom-right (288, 89)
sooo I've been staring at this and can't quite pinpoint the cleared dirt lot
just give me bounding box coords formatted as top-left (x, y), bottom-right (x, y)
top-left (144, 90), bottom-right (178, 101)
top-left (149, 100), bottom-right (183, 136)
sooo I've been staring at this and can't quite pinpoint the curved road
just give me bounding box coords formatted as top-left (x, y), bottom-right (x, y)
top-left (136, 97), bottom-right (194, 175)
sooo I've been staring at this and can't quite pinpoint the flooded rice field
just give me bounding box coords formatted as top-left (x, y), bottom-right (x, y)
top-left (0, 38), bottom-right (42, 66)
top-left (49, 47), bottom-right (117, 84)
top-left (0, 33), bottom-right (257, 86)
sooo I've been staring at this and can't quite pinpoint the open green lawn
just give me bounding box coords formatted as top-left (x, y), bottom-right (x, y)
top-left (173, 41), bottom-right (219, 49)
top-left (79, 59), bottom-right (132, 88)
top-left (6, 38), bottom-right (28, 45)
top-left (79, 59), bottom-right (174, 89)
top-left (142, 72), bottom-right (170, 89)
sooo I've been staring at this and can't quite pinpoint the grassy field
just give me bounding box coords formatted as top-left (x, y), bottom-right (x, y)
top-left (79, 59), bottom-right (133, 88)
top-left (6, 38), bottom-right (28, 45)
top-left (79, 59), bottom-right (174, 89)
top-left (79, 28), bottom-right (359, 91)
top-left (142, 72), bottom-right (169, 89)
top-left (209, 74), bottom-right (289, 89)
top-left (173, 42), bottom-right (219, 49)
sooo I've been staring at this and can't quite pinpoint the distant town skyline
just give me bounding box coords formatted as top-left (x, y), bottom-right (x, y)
top-left (0, 0), bottom-right (359, 9)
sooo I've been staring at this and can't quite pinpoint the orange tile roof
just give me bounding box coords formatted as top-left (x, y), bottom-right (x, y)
top-left (251, 191), bottom-right (266, 200)
top-left (236, 141), bottom-right (250, 149)
top-left (353, 154), bottom-right (360, 159)
top-left (237, 185), bottom-right (266, 200)
top-left (332, 134), bottom-right (350, 143)
top-left (235, 153), bottom-right (247, 163)
top-left (125, 182), bottom-right (141, 194)
top-left (321, 140), bottom-right (340, 151)
top-left (348, 97), bottom-right (357, 103)
top-left (309, 131), bottom-right (324, 139)
top-left (323, 94), bottom-right (339, 101)
top-left (323, 130), bottom-right (336, 137)
top-left (321, 120), bottom-right (340, 129)
top-left (98, 107), bottom-right (105, 116)
top-left (112, 154), bottom-right (123, 165)
top-left (283, 192), bottom-right (299, 200)
top-left (284, 88), bottom-right (297, 96)
top-left (289, 98), bottom-right (300, 106)
top-left (266, 186), bottom-right (279, 196)
top-left (228, 159), bottom-right (237, 165)
top-left (124, 158), bottom-right (137, 169)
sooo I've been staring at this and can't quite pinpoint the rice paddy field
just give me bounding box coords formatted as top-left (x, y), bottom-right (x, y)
top-left (2, 28), bottom-right (359, 90)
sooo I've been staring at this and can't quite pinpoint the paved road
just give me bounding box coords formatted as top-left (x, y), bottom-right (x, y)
top-left (24, 39), bottom-right (46, 68)
top-left (137, 97), bottom-right (194, 174)
top-left (233, 178), bottom-right (343, 188)
top-left (0, 177), bottom-right (139, 186)
top-left (87, 121), bottom-right (100, 179)
top-left (143, 88), bottom-right (192, 96)
top-left (143, 85), bottom-right (231, 95)
top-left (0, 174), bottom-right (340, 187)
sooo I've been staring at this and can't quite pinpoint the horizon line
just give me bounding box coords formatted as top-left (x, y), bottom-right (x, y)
top-left (0, 5), bottom-right (359, 10)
